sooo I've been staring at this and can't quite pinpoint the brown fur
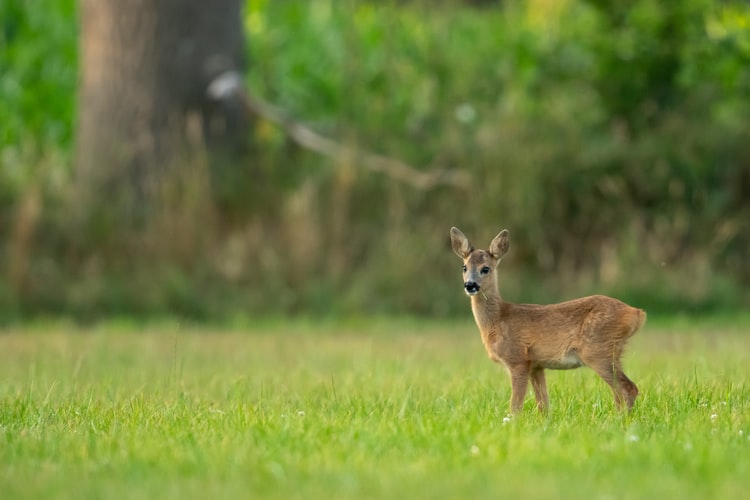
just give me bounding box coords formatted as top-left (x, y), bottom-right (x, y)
top-left (450, 227), bottom-right (646, 413)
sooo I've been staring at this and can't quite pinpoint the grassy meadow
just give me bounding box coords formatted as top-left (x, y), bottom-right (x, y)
top-left (1, 317), bottom-right (749, 499)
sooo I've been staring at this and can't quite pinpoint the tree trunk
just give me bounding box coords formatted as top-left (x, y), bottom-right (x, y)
top-left (75, 0), bottom-right (248, 251)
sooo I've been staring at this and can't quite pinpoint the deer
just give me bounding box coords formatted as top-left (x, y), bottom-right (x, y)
top-left (450, 227), bottom-right (646, 414)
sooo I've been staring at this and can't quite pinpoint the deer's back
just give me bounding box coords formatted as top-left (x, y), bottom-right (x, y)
top-left (501, 294), bottom-right (644, 344)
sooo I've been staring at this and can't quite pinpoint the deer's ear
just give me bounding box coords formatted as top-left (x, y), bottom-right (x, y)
top-left (489, 230), bottom-right (510, 260)
top-left (450, 227), bottom-right (473, 259)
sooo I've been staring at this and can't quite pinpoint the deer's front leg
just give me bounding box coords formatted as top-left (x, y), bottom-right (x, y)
top-left (508, 365), bottom-right (530, 413)
top-left (530, 367), bottom-right (549, 412)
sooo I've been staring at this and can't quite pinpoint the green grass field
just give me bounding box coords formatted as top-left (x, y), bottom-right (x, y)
top-left (1, 317), bottom-right (749, 499)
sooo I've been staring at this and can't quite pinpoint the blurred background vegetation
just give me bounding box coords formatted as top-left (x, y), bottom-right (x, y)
top-left (1, 0), bottom-right (749, 322)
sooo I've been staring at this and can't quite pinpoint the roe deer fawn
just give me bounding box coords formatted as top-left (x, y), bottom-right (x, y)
top-left (450, 227), bottom-right (645, 413)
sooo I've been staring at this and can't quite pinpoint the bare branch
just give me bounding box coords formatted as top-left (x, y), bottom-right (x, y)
top-left (207, 71), bottom-right (470, 190)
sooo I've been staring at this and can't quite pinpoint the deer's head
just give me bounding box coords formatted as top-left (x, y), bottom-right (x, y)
top-left (450, 227), bottom-right (509, 297)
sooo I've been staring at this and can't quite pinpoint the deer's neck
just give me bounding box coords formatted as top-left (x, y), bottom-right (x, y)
top-left (469, 287), bottom-right (504, 331)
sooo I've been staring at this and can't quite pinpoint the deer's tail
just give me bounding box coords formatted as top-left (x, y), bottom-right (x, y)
top-left (630, 308), bottom-right (647, 337)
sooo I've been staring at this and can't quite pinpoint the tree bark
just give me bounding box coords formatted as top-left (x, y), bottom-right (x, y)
top-left (75, 0), bottom-right (247, 245)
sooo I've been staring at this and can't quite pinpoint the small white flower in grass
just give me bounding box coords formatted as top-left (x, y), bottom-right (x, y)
top-left (502, 416), bottom-right (512, 424)
top-left (455, 103), bottom-right (477, 124)
top-left (626, 434), bottom-right (639, 443)
top-left (470, 445), bottom-right (480, 456)
top-left (297, 410), bottom-right (305, 417)
top-left (710, 413), bottom-right (718, 421)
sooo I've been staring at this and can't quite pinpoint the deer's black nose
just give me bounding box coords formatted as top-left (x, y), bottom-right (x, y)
top-left (464, 281), bottom-right (480, 295)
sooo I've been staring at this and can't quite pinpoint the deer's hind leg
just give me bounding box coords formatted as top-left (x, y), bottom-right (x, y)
top-left (616, 369), bottom-right (638, 409)
top-left (586, 358), bottom-right (638, 410)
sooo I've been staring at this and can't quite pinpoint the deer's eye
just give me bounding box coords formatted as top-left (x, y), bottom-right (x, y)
top-left (462, 265), bottom-right (467, 273)
top-left (480, 266), bottom-right (491, 275)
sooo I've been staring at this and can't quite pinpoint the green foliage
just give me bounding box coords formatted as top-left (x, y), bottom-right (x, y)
top-left (0, 0), bottom-right (76, 148)
top-left (0, 0), bottom-right (76, 171)
top-left (1, 321), bottom-right (749, 498)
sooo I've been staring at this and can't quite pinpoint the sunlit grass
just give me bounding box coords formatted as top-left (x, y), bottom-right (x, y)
top-left (1, 318), bottom-right (749, 499)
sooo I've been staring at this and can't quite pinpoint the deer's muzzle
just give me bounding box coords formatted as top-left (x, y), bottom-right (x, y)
top-left (464, 281), bottom-right (480, 295)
